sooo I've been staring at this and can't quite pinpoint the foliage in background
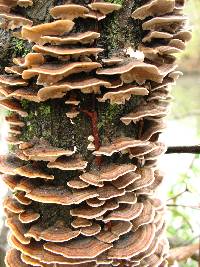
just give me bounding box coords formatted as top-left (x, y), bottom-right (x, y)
top-left (178, 0), bottom-right (200, 72)
top-left (167, 154), bottom-right (200, 266)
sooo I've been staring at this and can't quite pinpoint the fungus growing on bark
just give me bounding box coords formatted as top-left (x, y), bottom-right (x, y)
top-left (37, 31), bottom-right (100, 46)
top-left (33, 45), bottom-right (103, 60)
top-left (38, 76), bottom-right (111, 100)
top-left (103, 202), bottom-right (143, 222)
top-left (22, 138), bottom-right (75, 162)
top-left (0, 99), bottom-right (28, 117)
top-left (44, 237), bottom-right (112, 259)
top-left (22, 62), bottom-right (101, 86)
top-left (94, 137), bottom-right (149, 156)
top-left (19, 210), bottom-right (40, 223)
top-left (0, 0), bottom-right (33, 7)
top-left (111, 172), bottom-right (141, 189)
top-left (0, 13), bottom-right (32, 30)
top-left (142, 15), bottom-right (187, 32)
top-left (25, 220), bottom-right (80, 242)
top-left (14, 164), bottom-right (54, 180)
top-left (107, 224), bottom-right (156, 259)
top-left (97, 60), bottom-right (169, 84)
top-left (67, 179), bottom-right (89, 189)
top-left (88, 2), bottom-right (121, 15)
top-left (13, 53), bottom-right (45, 68)
top-left (1, 0), bottom-right (190, 265)
top-left (132, 0), bottom-right (175, 20)
top-left (21, 20), bottom-right (75, 43)
top-left (5, 249), bottom-right (28, 267)
top-left (47, 157), bottom-right (88, 171)
top-left (14, 191), bottom-right (32, 205)
top-left (79, 164), bottom-right (136, 186)
top-left (50, 4), bottom-right (89, 20)
top-left (71, 218), bottom-right (92, 229)
top-left (98, 85), bottom-right (149, 105)
top-left (3, 196), bottom-right (25, 213)
top-left (120, 103), bottom-right (168, 125)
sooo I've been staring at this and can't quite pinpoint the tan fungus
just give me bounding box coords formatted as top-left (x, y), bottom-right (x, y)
top-left (71, 218), bottom-right (92, 229)
top-left (79, 164), bottom-right (136, 186)
top-left (38, 76), bottom-right (111, 101)
top-left (0, 12), bottom-right (32, 30)
top-left (103, 202), bottom-right (143, 222)
top-left (50, 4), bottom-right (89, 20)
top-left (88, 2), bottom-right (121, 15)
top-left (15, 165), bottom-right (54, 180)
top-left (107, 224), bottom-right (156, 259)
top-left (5, 249), bottom-right (29, 267)
top-left (6, 216), bottom-right (31, 244)
top-left (25, 221), bottom-right (80, 242)
top-left (13, 53), bottom-right (45, 68)
top-left (44, 237), bottom-right (113, 259)
top-left (37, 31), bottom-right (100, 45)
top-left (21, 20), bottom-right (75, 43)
top-left (33, 45), bottom-right (103, 59)
top-left (19, 210), bottom-right (40, 223)
top-left (93, 138), bottom-right (149, 157)
top-left (22, 62), bottom-right (101, 86)
top-left (98, 85), bottom-right (149, 105)
top-left (3, 196), bottom-right (25, 213)
top-left (132, 0), bottom-right (175, 20)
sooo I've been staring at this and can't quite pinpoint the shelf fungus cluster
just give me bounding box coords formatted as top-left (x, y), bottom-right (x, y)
top-left (0, 0), bottom-right (190, 266)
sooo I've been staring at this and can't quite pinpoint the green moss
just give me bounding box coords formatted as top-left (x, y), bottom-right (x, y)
top-left (20, 101), bottom-right (51, 142)
top-left (11, 37), bottom-right (31, 57)
top-left (105, 0), bottom-right (124, 5)
top-left (38, 104), bottom-right (51, 116)
top-left (106, 15), bottom-right (121, 52)
top-left (21, 99), bottom-right (30, 109)
top-left (97, 103), bottom-right (123, 131)
top-left (8, 144), bottom-right (15, 152)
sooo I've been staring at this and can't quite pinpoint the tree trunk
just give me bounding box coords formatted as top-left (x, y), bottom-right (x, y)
top-left (0, 0), bottom-right (189, 266)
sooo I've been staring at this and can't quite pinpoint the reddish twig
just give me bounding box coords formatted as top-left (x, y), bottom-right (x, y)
top-left (81, 109), bottom-right (102, 166)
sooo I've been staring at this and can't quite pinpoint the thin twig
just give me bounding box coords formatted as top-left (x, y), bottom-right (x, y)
top-left (166, 145), bottom-right (200, 154)
top-left (198, 235), bottom-right (200, 267)
top-left (168, 204), bottom-right (200, 210)
top-left (167, 185), bottom-right (189, 202)
top-left (170, 208), bottom-right (194, 233)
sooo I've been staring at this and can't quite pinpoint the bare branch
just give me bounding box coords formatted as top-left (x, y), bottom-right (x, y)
top-left (168, 243), bottom-right (200, 265)
top-left (166, 145), bottom-right (200, 154)
top-left (167, 204), bottom-right (200, 210)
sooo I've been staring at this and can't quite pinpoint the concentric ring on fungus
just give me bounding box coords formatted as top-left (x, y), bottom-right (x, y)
top-left (0, 0), bottom-right (190, 266)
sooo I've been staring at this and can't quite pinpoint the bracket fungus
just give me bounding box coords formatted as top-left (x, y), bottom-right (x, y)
top-left (0, 0), bottom-right (190, 266)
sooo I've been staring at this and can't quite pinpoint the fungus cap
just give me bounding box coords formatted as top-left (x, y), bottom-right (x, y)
top-left (88, 2), bottom-right (121, 15)
top-left (44, 237), bottom-right (112, 259)
top-left (22, 20), bottom-right (75, 43)
top-left (132, 0), bottom-right (175, 20)
top-left (50, 4), bottom-right (89, 20)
